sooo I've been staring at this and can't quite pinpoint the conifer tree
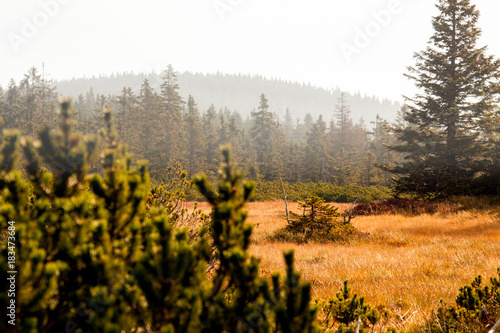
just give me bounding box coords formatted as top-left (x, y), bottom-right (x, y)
top-left (335, 92), bottom-right (353, 147)
top-left (331, 93), bottom-right (356, 186)
top-left (19, 67), bottom-right (57, 136)
top-left (250, 94), bottom-right (278, 180)
top-left (278, 194), bottom-right (357, 243)
top-left (284, 108), bottom-right (295, 140)
top-left (2, 80), bottom-right (23, 132)
top-left (115, 86), bottom-right (139, 144)
top-left (388, 0), bottom-right (500, 197)
top-left (304, 115), bottom-right (330, 182)
top-left (202, 104), bottom-right (220, 178)
top-left (159, 65), bottom-right (185, 167)
top-left (183, 95), bottom-right (206, 177)
top-left (138, 79), bottom-right (162, 166)
top-left (371, 114), bottom-right (395, 185)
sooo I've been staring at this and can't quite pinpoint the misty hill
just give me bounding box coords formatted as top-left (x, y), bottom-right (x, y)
top-left (55, 72), bottom-right (402, 123)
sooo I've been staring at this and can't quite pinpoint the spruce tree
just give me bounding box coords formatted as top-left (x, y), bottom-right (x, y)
top-left (331, 93), bottom-right (355, 186)
top-left (388, 0), bottom-right (500, 197)
top-left (19, 67), bottom-right (57, 136)
top-left (304, 115), bottom-right (330, 182)
top-left (183, 95), bottom-right (206, 177)
top-left (159, 65), bottom-right (185, 167)
top-left (250, 94), bottom-right (277, 181)
top-left (115, 86), bottom-right (139, 144)
top-left (3, 80), bottom-right (23, 132)
top-left (138, 79), bottom-right (162, 167)
top-left (202, 104), bottom-right (220, 178)
top-left (335, 92), bottom-right (353, 146)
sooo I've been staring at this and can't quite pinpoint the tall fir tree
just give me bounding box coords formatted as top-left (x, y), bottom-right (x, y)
top-left (183, 95), bottom-right (206, 177)
top-left (1, 80), bottom-right (22, 132)
top-left (202, 104), bottom-right (220, 178)
top-left (138, 79), bottom-right (162, 166)
top-left (335, 92), bottom-right (353, 147)
top-left (331, 92), bottom-right (355, 185)
top-left (250, 94), bottom-right (278, 180)
top-left (115, 86), bottom-right (140, 150)
top-left (388, 0), bottom-right (500, 197)
top-left (304, 115), bottom-right (330, 182)
top-left (159, 64), bottom-right (185, 168)
top-left (19, 67), bottom-right (57, 136)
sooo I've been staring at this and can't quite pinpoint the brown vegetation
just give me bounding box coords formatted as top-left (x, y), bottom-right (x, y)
top-left (191, 199), bottom-right (500, 330)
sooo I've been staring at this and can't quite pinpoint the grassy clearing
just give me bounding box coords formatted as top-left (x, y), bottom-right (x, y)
top-left (189, 199), bottom-right (500, 330)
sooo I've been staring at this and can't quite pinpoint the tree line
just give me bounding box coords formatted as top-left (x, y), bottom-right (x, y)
top-left (0, 65), bottom-right (401, 187)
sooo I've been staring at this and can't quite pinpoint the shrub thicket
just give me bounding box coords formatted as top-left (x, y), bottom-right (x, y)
top-left (252, 181), bottom-right (392, 203)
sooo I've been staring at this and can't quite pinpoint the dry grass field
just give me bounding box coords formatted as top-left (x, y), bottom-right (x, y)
top-left (191, 199), bottom-right (500, 329)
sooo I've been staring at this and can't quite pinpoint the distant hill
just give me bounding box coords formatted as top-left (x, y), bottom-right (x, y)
top-left (55, 71), bottom-right (401, 124)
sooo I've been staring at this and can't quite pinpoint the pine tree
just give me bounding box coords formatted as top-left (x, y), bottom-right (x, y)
top-left (159, 65), bottom-right (185, 167)
top-left (331, 93), bottom-right (356, 185)
top-left (304, 115), bottom-right (330, 182)
top-left (388, 0), bottom-right (500, 197)
top-left (335, 92), bottom-right (353, 147)
top-left (283, 108), bottom-right (294, 140)
top-left (202, 104), bottom-right (220, 178)
top-left (250, 94), bottom-right (277, 180)
top-left (183, 95), bottom-right (206, 177)
top-left (137, 79), bottom-right (161, 166)
top-left (371, 114), bottom-right (395, 185)
top-left (18, 67), bottom-right (57, 136)
top-left (115, 86), bottom-right (139, 143)
top-left (279, 194), bottom-right (357, 243)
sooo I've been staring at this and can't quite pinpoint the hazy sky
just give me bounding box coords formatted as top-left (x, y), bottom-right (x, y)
top-left (1, 0), bottom-right (500, 102)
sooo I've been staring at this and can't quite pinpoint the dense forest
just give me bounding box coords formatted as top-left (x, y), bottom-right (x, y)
top-left (0, 67), bottom-right (403, 188)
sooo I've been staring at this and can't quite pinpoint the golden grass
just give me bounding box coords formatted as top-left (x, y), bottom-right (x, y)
top-left (189, 200), bottom-right (500, 329)
top-left (252, 201), bottom-right (500, 328)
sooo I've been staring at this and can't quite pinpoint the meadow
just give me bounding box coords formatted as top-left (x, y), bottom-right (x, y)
top-left (193, 199), bottom-right (500, 330)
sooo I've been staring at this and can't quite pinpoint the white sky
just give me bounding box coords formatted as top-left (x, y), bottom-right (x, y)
top-left (1, 0), bottom-right (500, 102)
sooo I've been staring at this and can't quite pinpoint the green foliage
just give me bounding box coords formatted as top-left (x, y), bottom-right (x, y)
top-left (319, 281), bottom-right (392, 333)
top-left (0, 100), bottom-right (125, 332)
top-left (427, 270), bottom-right (500, 333)
top-left (252, 181), bottom-right (392, 203)
top-left (193, 145), bottom-right (319, 332)
top-left (0, 105), bottom-right (319, 332)
top-left (288, 195), bottom-right (341, 232)
top-left (270, 195), bottom-right (360, 244)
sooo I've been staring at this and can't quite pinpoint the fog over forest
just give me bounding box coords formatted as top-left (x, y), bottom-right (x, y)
top-left (55, 71), bottom-right (401, 124)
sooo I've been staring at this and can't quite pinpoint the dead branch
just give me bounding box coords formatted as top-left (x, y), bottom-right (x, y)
top-left (279, 177), bottom-right (290, 224)
top-left (489, 318), bottom-right (500, 333)
top-left (343, 196), bottom-right (360, 224)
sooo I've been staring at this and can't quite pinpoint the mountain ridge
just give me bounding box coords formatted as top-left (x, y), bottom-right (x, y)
top-left (55, 71), bottom-right (402, 123)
